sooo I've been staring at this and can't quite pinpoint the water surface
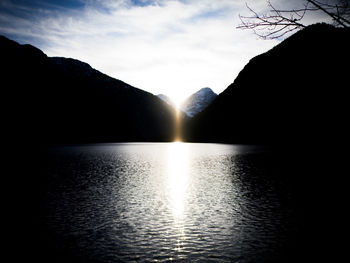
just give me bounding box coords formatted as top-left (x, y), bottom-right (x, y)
top-left (44, 143), bottom-right (296, 262)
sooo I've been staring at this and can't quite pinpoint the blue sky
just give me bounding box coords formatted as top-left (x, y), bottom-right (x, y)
top-left (0, 0), bottom-right (327, 104)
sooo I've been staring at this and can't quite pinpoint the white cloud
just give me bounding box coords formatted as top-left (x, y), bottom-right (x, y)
top-left (1, 0), bottom-right (281, 103)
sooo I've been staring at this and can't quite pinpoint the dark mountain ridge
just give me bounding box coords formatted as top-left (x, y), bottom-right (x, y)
top-left (1, 35), bottom-right (177, 144)
top-left (183, 23), bottom-right (350, 145)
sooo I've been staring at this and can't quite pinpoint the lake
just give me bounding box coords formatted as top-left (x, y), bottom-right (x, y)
top-left (42, 143), bottom-right (298, 262)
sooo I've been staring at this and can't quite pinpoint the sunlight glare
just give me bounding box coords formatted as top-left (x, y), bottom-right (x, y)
top-left (167, 142), bottom-right (189, 219)
top-left (168, 92), bottom-right (186, 110)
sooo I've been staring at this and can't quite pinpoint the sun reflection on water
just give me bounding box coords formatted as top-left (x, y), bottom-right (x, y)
top-left (167, 142), bottom-right (189, 220)
top-left (166, 142), bottom-right (189, 255)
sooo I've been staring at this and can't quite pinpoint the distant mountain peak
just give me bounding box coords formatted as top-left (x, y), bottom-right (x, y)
top-left (180, 87), bottom-right (217, 118)
top-left (198, 87), bottom-right (213, 93)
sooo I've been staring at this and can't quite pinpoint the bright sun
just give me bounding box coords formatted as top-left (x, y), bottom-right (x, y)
top-left (168, 92), bottom-right (186, 109)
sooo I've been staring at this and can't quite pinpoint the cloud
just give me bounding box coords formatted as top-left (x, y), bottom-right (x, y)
top-left (0, 0), bottom-right (281, 102)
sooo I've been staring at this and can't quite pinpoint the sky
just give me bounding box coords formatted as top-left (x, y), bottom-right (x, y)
top-left (0, 0), bottom-right (333, 105)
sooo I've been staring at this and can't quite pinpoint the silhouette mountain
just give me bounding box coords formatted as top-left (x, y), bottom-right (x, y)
top-left (180, 87), bottom-right (217, 117)
top-left (1, 35), bottom-right (177, 144)
top-left (183, 23), bottom-right (349, 145)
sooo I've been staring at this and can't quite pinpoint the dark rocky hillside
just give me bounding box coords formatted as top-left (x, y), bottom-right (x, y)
top-left (183, 23), bottom-right (349, 145)
top-left (1, 35), bottom-right (177, 144)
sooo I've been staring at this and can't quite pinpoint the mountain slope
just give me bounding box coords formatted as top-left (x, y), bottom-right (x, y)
top-left (180, 87), bottom-right (217, 117)
top-left (1, 35), bottom-right (177, 144)
top-left (184, 23), bottom-right (350, 144)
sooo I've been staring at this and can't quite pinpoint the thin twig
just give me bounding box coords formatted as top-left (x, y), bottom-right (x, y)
top-left (237, 0), bottom-right (350, 39)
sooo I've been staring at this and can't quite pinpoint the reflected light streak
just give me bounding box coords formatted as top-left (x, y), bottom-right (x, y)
top-left (167, 142), bottom-right (189, 219)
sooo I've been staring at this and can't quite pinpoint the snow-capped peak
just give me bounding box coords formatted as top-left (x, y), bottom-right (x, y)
top-left (180, 87), bottom-right (217, 117)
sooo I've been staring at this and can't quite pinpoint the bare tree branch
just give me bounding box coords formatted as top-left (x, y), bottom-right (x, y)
top-left (308, 0), bottom-right (350, 27)
top-left (237, 0), bottom-right (350, 39)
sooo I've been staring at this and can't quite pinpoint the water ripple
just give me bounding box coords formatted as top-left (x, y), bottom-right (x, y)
top-left (45, 143), bottom-right (296, 262)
